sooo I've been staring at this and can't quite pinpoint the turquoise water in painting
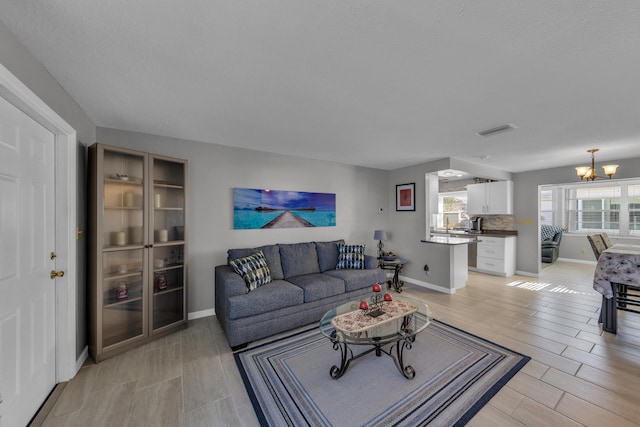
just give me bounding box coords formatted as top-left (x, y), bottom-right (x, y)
top-left (234, 209), bottom-right (336, 229)
top-left (294, 210), bottom-right (336, 227)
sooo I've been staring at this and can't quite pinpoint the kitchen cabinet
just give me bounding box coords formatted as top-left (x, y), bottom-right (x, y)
top-left (473, 236), bottom-right (516, 276)
top-left (88, 143), bottom-right (188, 362)
top-left (467, 181), bottom-right (513, 214)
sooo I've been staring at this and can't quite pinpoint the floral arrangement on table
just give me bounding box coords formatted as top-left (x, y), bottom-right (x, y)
top-left (359, 283), bottom-right (393, 317)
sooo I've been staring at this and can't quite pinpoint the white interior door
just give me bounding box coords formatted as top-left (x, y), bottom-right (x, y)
top-left (0, 95), bottom-right (57, 427)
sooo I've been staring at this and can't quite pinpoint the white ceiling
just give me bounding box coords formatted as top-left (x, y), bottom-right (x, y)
top-left (2, 1), bottom-right (640, 172)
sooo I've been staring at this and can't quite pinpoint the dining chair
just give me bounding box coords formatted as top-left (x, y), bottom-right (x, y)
top-left (587, 234), bottom-right (607, 260)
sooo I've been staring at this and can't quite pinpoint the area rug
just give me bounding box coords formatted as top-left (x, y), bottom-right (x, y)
top-left (235, 320), bottom-right (530, 426)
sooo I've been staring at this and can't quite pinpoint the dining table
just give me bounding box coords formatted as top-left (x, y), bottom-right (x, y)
top-left (593, 243), bottom-right (640, 333)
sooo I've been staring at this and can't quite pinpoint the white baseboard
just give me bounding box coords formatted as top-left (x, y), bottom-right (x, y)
top-left (516, 270), bottom-right (539, 278)
top-left (557, 257), bottom-right (597, 265)
top-left (400, 276), bottom-right (456, 295)
top-left (76, 346), bottom-right (88, 373)
top-left (188, 308), bottom-right (216, 320)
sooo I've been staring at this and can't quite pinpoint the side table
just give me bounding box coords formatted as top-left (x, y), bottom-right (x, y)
top-left (378, 257), bottom-right (407, 292)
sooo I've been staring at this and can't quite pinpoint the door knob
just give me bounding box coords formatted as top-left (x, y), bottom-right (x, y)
top-left (50, 270), bottom-right (65, 279)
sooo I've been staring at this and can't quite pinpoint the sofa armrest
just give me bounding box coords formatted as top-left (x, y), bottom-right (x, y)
top-left (215, 265), bottom-right (247, 322)
top-left (215, 265), bottom-right (247, 298)
top-left (541, 241), bottom-right (559, 249)
top-left (364, 255), bottom-right (378, 269)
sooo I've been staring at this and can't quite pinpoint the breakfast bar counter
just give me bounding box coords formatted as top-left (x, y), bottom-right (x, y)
top-left (421, 236), bottom-right (477, 245)
top-left (420, 237), bottom-right (476, 294)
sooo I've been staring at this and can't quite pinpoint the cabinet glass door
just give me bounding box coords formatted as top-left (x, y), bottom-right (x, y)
top-left (101, 249), bottom-right (145, 347)
top-left (152, 244), bottom-right (185, 330)
top-left (100, 149), bottom-right (146, 348)
top-left (150, 157), bottom-right (186, 332)
top-left (102, 150), bottom-right (145, 248)
top-left (152, 158), bottom-right (185, 243)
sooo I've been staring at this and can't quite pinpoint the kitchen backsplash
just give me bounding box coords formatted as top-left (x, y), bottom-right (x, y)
top-left (480, 215), bottom-right (514, 230)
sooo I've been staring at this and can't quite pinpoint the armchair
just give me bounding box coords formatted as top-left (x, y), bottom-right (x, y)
top-left (541, 225), bottom-right (564, 263)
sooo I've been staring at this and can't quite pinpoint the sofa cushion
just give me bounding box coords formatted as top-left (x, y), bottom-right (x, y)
top-left (279, 242), bottom-right (320, 278)
top-left (315, 239), bottom-right (345, 272)
top-left (324, 269), bottom-right (386, 292)
top-left (336, 244), bottom-right (365, 269)
top-left (229, 251), bottom-right (272, 291)
top-left (228, 244), bottom-right (284, 280)
top-left (227, 279), bottom-right (304, 319)
top-left (286, 273), bottom-right (345, 302)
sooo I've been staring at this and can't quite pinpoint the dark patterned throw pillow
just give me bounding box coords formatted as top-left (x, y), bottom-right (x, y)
top-left (336, 244), bottom-right (365, 269)
top-left (229, 251), bottom-right (272, 291)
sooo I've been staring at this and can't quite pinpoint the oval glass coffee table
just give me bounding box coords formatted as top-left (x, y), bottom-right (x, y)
top-left (319, 296), bottom-right (431, 379)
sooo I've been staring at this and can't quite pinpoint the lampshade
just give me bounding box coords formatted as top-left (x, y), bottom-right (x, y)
top-left (575, 166), bottom-right (590, 178)
top-left (373, 230), bottom-right (387, 240)
top-left (602, 164), bottom-right (619, 177)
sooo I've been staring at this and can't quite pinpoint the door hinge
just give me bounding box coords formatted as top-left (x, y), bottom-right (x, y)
top-left (76, 226), bottom-right (84, 240)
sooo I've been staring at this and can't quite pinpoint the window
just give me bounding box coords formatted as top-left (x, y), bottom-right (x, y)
top-left (437, 191), bottom-right (468, 229)
top-left (629, 184), bottom-right (640, 236)
top-left (542, 179), bottom-right (640, 237)
top-left (568, 186), bottom-right (620, 233)
top-left (540, 190), bottom-right (553, 226)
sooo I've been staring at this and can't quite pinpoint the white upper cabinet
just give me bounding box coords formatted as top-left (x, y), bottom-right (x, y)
top-left (466, 183), bottom-right (486, 214)
top-left (467, 181), bottom-right (513, 214)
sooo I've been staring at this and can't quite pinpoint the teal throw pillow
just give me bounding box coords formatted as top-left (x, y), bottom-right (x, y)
top-left (336, 244), bottom-right (365, 269)
top-left (229, 251), bottom-right (272, 291)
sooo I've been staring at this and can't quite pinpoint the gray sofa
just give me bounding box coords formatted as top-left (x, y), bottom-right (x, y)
top-left (214, 240), bottom-right (386, 348)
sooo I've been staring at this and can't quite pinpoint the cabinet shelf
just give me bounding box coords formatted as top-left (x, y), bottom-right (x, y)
top-left (105, 206), bottom-right (143, 210)
top-left (153, 240), bottom-right (185, 248)
top-left (104, 271), bottom-right (143, 281)
top-left (104, 294), bottom-right (143, 308)
top-left (105, 177), bottom-right (143, 185)
top-left (154, 284), bottom-right (184, 296)
top-left (103, 283), bottom-right (143, 304)
top-left (154, 180), bottom-right (183, 189)
top-left (103, 244), bottom-right (144, 251)
top-left (153, 263), bottom-right (184, 273)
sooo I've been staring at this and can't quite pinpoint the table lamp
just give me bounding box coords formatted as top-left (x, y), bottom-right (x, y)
top-left (374, 230), bottom-right (387, 258)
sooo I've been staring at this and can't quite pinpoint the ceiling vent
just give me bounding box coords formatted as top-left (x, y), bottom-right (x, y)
top-left (477, 124), bottom-right (514, 137)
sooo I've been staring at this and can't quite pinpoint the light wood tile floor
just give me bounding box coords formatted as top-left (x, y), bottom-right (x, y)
top-left (38, 261), bottom-right (640, 426)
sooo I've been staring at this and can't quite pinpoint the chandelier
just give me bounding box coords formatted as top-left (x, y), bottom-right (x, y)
top-left (575, 149), bottom-right (618, 181)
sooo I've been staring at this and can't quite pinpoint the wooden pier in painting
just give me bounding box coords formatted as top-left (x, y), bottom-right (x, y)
top-left (262, 210), bottom-right (315, 228)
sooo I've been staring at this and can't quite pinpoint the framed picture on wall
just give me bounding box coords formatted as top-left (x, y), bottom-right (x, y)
top-left (396, 183), bottom-right (415, 211)
top-left (233, 188), bottom-right (336, 229)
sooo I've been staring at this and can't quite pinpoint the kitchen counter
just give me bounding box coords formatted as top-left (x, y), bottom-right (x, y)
top-left (431, 229), bottom-right (518, 238)
top-left (420, 236), bottom-right (477, 245)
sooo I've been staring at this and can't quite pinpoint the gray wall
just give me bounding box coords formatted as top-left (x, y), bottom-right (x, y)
top-left (97, 127), bottom-right (389, 314)
top-left (385, 158), bottom-right (512, 288)
top-left (0, 20), bottom-right (96, 358)
top-left (513, 156), bottom-right (640, 274)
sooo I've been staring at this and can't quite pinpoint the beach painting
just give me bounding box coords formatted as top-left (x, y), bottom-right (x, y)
top-left (233, 188), bottom-right (336, 229)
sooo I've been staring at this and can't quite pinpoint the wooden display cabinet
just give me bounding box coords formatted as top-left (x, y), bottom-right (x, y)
top-left (89, 143), bottom-right (188, 362)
